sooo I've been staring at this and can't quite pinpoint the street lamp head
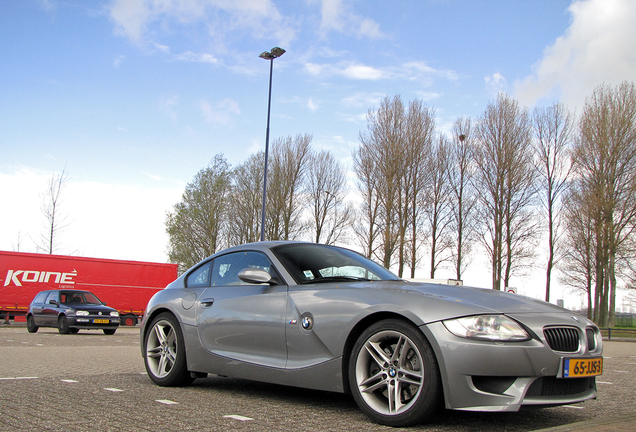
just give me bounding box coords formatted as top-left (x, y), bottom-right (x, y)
top-left (259, 47), bottom-right (286, 60)
top-left (270, 47), bottom-right (285, 57)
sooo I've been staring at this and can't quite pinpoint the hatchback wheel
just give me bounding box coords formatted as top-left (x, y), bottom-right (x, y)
top-left (349, 319), bottom-right (442, 427)
top-left (58, 315), bottom-right (71, 334)
top-left (144, 313), bottom-right (194, 386)
top-left (27, 316), bottom-right (38, 333)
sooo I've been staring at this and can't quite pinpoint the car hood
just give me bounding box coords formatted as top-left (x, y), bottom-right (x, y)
top-left (375, 281), bottom-right (569, 321)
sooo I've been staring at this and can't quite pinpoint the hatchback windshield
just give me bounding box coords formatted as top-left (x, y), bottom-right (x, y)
top-left (271, 243), bottom-right (398, 284)
top-left (60, 291), bottom-right (102, 305)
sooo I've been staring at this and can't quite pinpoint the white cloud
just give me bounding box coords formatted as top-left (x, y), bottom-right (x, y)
top-left (515, 0), bottom-right (636, 109)
top-left (176, 51), bottom-right (219, 64)
top-left (341, 92), bottom-right (387, 108)
top-left (307, 98), bottom-right (319, 111)
top-left (200, 98), bottom-right (241, 125)
top-left (318, 0), bottom-right (384, 39)
top-left (341, 64), bottom-right (384, 80)
top-left (305, 60), bottom-right (456, 83)
top-left (113, 54), bottom-right (126, 68)
top-left (485, 72), bottom-right (507, 95)
top-left (109, 0), bottom-right (287, 46)
top-left (162, 95), bottom-right (179, 122)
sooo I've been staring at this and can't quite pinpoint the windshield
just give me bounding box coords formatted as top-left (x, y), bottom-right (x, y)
top-left (271, 243), bottom-right (399, 284)
top-left (60, 291), bottom-right (103, 305)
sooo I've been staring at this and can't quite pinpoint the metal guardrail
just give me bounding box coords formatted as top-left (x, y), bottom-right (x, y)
top-left (600, 328), bottom-right (636, 339)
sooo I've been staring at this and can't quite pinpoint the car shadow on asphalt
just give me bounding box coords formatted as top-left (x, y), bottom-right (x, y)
top-left (140, 374), bottom-right (587, 431)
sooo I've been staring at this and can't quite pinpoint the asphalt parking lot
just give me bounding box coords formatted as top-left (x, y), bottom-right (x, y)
top-left (1, 325), bottom-right (635, 432)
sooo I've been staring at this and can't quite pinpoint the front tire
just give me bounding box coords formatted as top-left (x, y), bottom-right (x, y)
top-left (103, 329), bottom-right (116, 335)
top-left (349, 319), bottom-right (442, 427)
top-left (143, 312), bottom-right (194, 386)
top-left (27, 316), bottom-right (39, 333)
top-left (58, 315), bottom-right (71, 334)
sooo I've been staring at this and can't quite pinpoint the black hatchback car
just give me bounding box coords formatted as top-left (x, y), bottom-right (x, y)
top-left (26, 290), bottom-right (120, 335)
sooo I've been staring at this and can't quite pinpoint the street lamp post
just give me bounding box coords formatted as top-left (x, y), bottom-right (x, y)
top-left (259, 47), bottom-right (285, 242)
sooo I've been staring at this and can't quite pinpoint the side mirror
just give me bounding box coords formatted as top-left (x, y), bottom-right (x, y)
top-left (48, 300), bottom-right (59, 306)
top-left (238, 268), bottom-right (273, 284)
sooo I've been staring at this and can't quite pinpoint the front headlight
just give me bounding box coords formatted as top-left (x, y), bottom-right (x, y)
top-left (443, 315), bottom-right (530, 341)
top-left (110, 311), bottom-right (119, 317)
top-left (76, 310), bottom-right (89, 316)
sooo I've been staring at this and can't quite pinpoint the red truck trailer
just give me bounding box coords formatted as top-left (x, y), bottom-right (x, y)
top-left (0, 251), bottom-right (177, 326)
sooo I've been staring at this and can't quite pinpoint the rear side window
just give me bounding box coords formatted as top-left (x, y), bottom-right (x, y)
top-left (33, 292), bottom-right (48, 304)
top-left (186, 262), bottom-right (212, 288)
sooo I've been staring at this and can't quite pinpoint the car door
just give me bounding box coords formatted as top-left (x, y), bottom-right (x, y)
top-left (196, 251), bottom-right (288, 368)
top-left (42, 291), bottom-right (61, 326)
top-left (30, 291), bottom-right (49, 326)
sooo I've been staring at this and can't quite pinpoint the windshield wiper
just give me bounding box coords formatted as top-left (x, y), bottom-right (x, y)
top-left (301, 276), bottom-right (372, 284)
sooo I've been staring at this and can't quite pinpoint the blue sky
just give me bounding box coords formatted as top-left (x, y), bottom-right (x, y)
top-left (2, 0), bottom-right (636, 307)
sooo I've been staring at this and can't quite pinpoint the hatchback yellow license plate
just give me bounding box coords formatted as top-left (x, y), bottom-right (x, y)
top-left (563, 358), bottom-right (603, 378)
top-left (93, 319), bottom-right (109, 324)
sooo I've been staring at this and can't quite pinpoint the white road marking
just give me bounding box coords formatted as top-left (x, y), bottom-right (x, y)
top-left (224, 415), bottom-right (254, 421)
top-left (156, 399), bottom-right (179, 405)
top-left (597, 381), bottom-right (613, 384)
top-left (612, 370), bottom-right (629, 373)
top-left (0, 377), bottom-right (39, 380)
top-left (564, 405), bottom-right (584, 410)
top-left (104, 388), bottom-right (124, 392)
top-left (61, 379), bottom-right (79, 383)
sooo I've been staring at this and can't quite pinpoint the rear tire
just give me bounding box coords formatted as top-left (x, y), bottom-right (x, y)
top-left (143, 312), bottom-right (194, 386)
top-left (27, 316), bottom-right (39, 333)
top-left (103, 329), bottom-right (116, 335)
top-left (349, 319), bottom-right (442, 427)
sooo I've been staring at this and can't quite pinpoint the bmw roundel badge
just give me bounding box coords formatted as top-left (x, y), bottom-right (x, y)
top-left (301, 315), bottom-right (313, 330)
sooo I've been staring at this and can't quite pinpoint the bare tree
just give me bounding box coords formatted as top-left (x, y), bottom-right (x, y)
top-left (39, 167), bottom-right (70, 254)
top-left (448, 117), bottom-right (479, 281)
top-left (353, 144), bottom-right (381, 258)
top-left (424, 135), bottom-right (453, 278)
top-left (560, 184), bottom-right (596, 318)
top-left (265, 134), bottom-right (312, 241)
top-left (228, 153), bottom-right (264, 245)
top-left (474, 93), bottom-right (538, 290)
top-left (166, 155), bottom-right (231, 272)
top-left (403, 100), bottom-right (435, 277)
top-left (533, 103), bottom-right (574, 302)
top-left (571, 81), bottom-right (636, 326)
top-left (356, 95), bottom-right (406, 269)
top-left (307, 150), bottom-right (353, 244)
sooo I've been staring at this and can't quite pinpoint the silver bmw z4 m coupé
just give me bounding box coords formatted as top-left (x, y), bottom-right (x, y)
top-left (141, 241), bottom-right (602, 427)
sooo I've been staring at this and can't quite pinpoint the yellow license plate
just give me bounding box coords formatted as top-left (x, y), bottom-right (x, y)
top-left (93, 319), bottom-right (109, 324)
top-left (563, 358), bottom-right (603, 378)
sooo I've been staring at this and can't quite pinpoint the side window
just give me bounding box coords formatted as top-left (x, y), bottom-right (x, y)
top-left (33, 292), bottom-right (48, 304)
top-left (186, 262), bottom-right (212, 288)
top-left (45, 291), bottom-right (60, 304)
top-left (211, 251), bottom-right (275, 286)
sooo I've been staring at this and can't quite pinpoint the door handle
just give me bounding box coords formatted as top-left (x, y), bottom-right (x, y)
top-left (201, 298), bottom-right (215, 307)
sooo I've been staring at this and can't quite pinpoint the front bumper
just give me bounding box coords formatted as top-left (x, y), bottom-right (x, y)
top-left (68, 316), bottom-right (120, 330)
top-left (421, 313), bottom-right (602, 412)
